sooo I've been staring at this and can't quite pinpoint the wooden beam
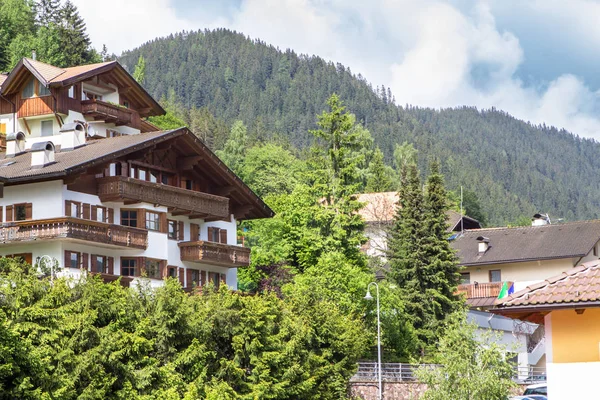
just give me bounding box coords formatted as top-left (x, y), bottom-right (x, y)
top-left (233, 205), bottom-right (252, 219)
top-left (22, 118), bottom-right (31, 135)
top-left (172, 210), bottom-right (192, 216)
top-left (119, 87), bottom-right (132, 95)
top-left (137, 107), bottom-right (152, 115)
top-left (54, 113), bottom-right (63, 128)
top-left (215, 185), bottom-right (236, 196)
top-left (189, 213), bottom-right (209, 220)
top-left (124, 200), bottom-right (140, 205)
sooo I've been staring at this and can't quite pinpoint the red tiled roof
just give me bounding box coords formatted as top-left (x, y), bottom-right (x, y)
top-left (495, 260), bottom-right (600, 309)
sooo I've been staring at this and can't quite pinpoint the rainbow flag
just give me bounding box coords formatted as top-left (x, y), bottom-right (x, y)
top-left (497, 282), bottom-right (514, 299)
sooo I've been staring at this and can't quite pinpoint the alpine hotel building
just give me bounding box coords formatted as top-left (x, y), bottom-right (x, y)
top-left (0, 57), bottom-right (273, 289)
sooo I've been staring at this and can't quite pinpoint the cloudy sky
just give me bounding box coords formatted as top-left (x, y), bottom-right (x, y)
top-left (72, 0), bottom-right (600, 140)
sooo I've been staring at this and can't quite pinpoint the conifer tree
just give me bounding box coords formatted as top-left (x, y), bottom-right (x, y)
top-left (365, 147), bottom-right (394, 192)
top-left (387, 161), bottom-right (462, 350)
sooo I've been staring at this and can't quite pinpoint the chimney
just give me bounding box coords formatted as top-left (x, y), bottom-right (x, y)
top-left (532, 213), bottom-right (550, 226)
top-left (5, 131), bottom-right (26, 158)
top-left (30, 141), bottom-right (55, 169)
top-left (32, 50), bottom-right (36, 60)
top-left (476, 236), bottom-right (490, 253)
top-left (59, 122), bottom-right (86, 151)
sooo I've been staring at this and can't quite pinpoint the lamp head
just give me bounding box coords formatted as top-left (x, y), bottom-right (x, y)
top-left (364, 289), bottom-right (373, 301)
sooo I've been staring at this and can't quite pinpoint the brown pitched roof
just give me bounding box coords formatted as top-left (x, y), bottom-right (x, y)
top-left (356, 191), bottom-right (480, 231)
top-left (0, 58), bottom-right (164, 117)
top-left (0, 128), bottom-right (273, 220)
top-left (494, 260), bottom-right (600, 309)
top-left (0, 130), bottom-right (178, 181)
top-left (450, 221), bottom-right (600, 266)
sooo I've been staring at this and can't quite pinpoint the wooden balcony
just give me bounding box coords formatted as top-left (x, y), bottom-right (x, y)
top-left (178, 241), bottom-right (250, 267)
top-left (98, 176), bottom-right (230, 220)
top-left (17, 96), bottom-right (53, 118)
top-left (81, 99), bottom-right (135, 126)
top-left (89, 272), bottom-right (134, 287)
top-left (0, 217), bottom-right (148, 249)
top-left (457, 281), bottom-right (512, 299)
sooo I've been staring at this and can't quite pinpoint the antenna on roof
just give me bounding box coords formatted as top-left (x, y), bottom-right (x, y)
top-left (32, 50), bottom-right (36, 60)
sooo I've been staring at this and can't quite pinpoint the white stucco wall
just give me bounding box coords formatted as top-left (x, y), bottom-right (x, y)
top-left (0, 113), bottom-right (15, 133)
top-left (546, 361), bottom-right (600, 399)
top-left (2, 181), bottom-right (63, 220)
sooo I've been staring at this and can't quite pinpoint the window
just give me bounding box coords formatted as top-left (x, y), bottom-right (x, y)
top-left (64, 250), bottom-right (87, 269)
top-left (95, 207), bottom-right (105, 222)
top-left (15, 204), bottom-right (27, 221)
top-left (6, 203), bottom-right (32, 222)
top-left (108, 162), bottom-right (122, 177)
top-left (167, 266), bottom-right (178, 278)
top-left (161, 173), bottom-right (172, 185)
top-left (489, 269), bottom-right (502, 283)
top-left (150, 170), bottom-right (159, 183)
top-left (38, 84), bottom-right (50, 96)
top-left (69, 201), bottom-right (81, 218)
top-left (208, 227), bottom-right (227, 244)
top-left (145, 211), bottom-right (160, 231)
top-left (83, 91), bottom-right (102, 101)
top-left (138, 168), bottom-right (147, 181)
top-left (41, 120), bottom-right (53, 137)
top-left (168, 220), bottom-right (178, 239)
top-left (92, 255), bottom-right (106, 273)
top-left (121, 210), bottom-right (138, 227)
top-left (22, 79), bottom-right (34, 98)
top-left (121, 258), bottom-right (137, 276)
top-left (144, 259), bottom-right (162, 279)
top-left (183, 179), bottom-right (193, 190)
top-left (460, 272), bottom-right (470, 284)
top-left (191, 269), bottom-right (200, 286)
top-left (68, 86), bottom-right (75, 98)
top-left (0, 123), bottom-right (6, 134)
top-left (123, 100), bottom-right (130, 108)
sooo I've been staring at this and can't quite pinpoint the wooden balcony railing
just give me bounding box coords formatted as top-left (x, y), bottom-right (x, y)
top-left (0, 217), bottom-right (148, 249)
top-left (97, 176), bottom-right (230, 220)
top-left (178, 241), bottom-right (250, 267)
top-left (17, 96), bottom-right (53, 118)
top-left (456, 281), bottom-right (512, 299)
top-left (81, 99), bottom-right (135, 126)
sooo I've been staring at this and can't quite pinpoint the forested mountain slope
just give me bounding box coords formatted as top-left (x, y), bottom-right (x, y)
top-left (120, 29), bottom-right (600, 226)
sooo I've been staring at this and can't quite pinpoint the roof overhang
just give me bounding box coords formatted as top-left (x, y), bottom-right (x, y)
top-left (459, 255), bottom-right (582, 267)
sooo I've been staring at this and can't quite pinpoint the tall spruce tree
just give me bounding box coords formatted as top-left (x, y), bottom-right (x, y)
top-left (387, 161), bottom-right (462, 350)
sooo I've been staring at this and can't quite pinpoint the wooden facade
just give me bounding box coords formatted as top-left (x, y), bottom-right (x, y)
top-left (456, 281), bottom-right (511, 299)
top-left (0, 217), bottom-right (148, 249)
top-left (178, 240), bottom-right (251, 267)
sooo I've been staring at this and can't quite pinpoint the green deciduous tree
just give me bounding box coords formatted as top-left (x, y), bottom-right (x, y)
top-left (417, 312), bottom-right (517, 400)
top-left (133, 54), bottom-right (146, 84)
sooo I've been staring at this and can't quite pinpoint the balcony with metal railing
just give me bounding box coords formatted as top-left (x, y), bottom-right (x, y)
top-left (0, 217), bottom-right (148, 249)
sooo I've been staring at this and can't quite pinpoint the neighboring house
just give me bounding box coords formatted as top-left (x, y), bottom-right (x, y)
top-left (357, 191), bottom-right (481, 258)
top-left (493, 260), bottom-right (600, 399)
top-left (0, 57), bottom-right (273, 290)
top-left (450, 216), bottom-right (600, 379)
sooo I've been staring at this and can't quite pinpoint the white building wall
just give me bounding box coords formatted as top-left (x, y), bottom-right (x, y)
top-left (0, 113), bottom-right (15, 133)
top-left (546, 361), bottom-right (600, 399)
top-left (2, 181), bottom-right (63, 220)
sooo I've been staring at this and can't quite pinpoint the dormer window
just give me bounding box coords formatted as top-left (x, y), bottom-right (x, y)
top-left (22, 79), bottom-right (34, 98)
top-left (22, 78), bottom-right (50, 98)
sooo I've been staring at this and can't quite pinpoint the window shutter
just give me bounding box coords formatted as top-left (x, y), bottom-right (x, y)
top-left (82, 253), bottom-right (89, 270)
top-left (178, 267), bottom-right (185, 286)
top-left (107, 208), bottom-right (114, 224)
top-left (178, 221), bottom-right (184, 240)
top-left (82, 203), bottom-right (91, 220)
top-left (107, 257), bottom-right (114, 274)
top-left (160, 260), bottom-right (168, 279)
top-left (219, 229), bottom-right (227, 244)
top-left (190, 223), bottom-right (199, 241)
top-left (0, 206), bottom-right (3, 223)
top-left (137, 257), bottom-right (145, 277)
top-left (186, 268), bottom-right (193, 288)
top-left (220, 273), bottom-right (226, 285)
top-left (90, 206), bottom-right (97, 221)
top-left (65, 200), bottom-right (71, 217)
top-left (5, 205), bottom-right (12, 222)
top-left (137, 211), bottom-right (145, 229)
top-left (64, 250), bottom-right (70, 268)
top-left (207, 227), bottom-right (214, 242)
top-left (25, 203), bottom-right (32, 220)
top-left (159, 213), bottom-right (167, 233)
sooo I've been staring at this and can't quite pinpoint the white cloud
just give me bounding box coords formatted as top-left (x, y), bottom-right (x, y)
top-left (71, 0), bottom-right (197, 54)
top-left (74, 0), bottom-right (600, 140)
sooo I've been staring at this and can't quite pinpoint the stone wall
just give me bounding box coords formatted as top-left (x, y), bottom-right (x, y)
top-left (349, 382), bottom-right (427, 400)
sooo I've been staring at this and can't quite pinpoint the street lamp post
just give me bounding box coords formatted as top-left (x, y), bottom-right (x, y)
top-left (365, 282), bottom-right (382, 400)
